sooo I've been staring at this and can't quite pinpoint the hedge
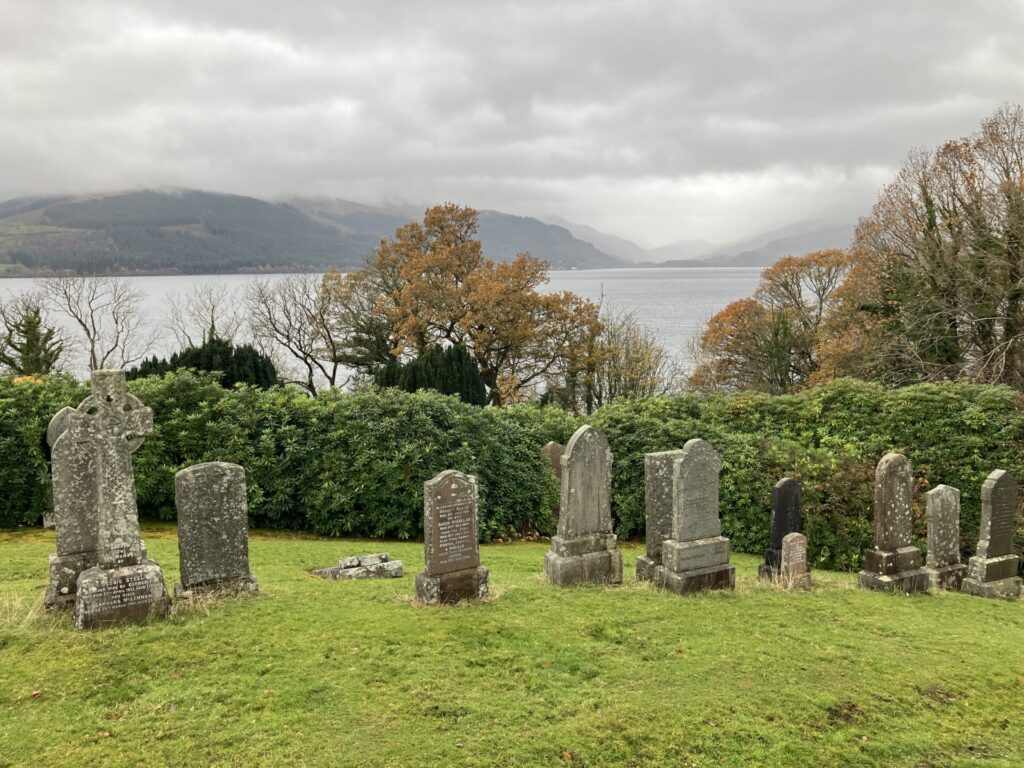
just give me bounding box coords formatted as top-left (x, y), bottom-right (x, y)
top-left (1, 373), bottom-right (1022, 570)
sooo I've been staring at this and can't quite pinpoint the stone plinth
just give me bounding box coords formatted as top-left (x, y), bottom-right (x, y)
top-left (544, 426), bottom-right (623, 587)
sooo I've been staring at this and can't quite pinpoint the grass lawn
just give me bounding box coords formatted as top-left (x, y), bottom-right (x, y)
top-left (1, 525), bottom-right (1023, 767)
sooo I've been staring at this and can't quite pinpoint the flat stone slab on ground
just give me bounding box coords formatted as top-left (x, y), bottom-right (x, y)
top-left (312, 553), bottom-right (404, 581)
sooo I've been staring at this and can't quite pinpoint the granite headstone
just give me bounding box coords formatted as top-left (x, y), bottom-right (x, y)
top-left (636, 450), bottom-right (685, 581)
top-left (779, 532), bottom-right (811, 589)
top-left (858, 453), bottom-right (929, 593)
top-left (759, 477), bottom-right (803, 582)
top-left (652, 438), bottom-right (735, 595)
top-left (961, 470), bottom-right (1021, 599)
top-left (924, 484), bottom-right (966, 590)
top-left (415, 470), bottom-right (489, 604)
top-left (544, 425), bottom-right (623, 587)
top-left (174, 462), bottom-right (259, 598)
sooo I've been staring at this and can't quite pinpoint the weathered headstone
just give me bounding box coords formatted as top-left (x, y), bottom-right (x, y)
top-left (759, 477), bottom-right (803, 582)
top-left (924, 484), bottom-right (966, 590)
top-left (540, 441), bottom-right (565, 517)
top-left (858, 452), bottom-right (929, 593)
top-left (313, 552), bottom-right (404, 580)
top-left (636, 450), bottom-right (685, 581)
top-left (70, 370), bottom-right (171, 629)
top-left (415, 470), bottom-right (489, 604)
top-left (544, 425), bottom-right (623, 587)
top-left (779, 532), bottom-right (811, 589)
top-left (652, 438), bottom-right (735, 595)
top-left (174, 462), bottom-right (259, 598)
top-left (961, 470), bottom-right (1021, 599)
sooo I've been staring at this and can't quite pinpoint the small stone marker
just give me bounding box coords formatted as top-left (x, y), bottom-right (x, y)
top-left (961, 470), bottom-right (1022, 599)
top-left (544, 425), bottom-right (623, 587)
top-left (857, 452), bottom-right (929, 593)
top-left (636, 450), bottom-right (684, 581)
top-left (652, 438), bottom-right (735, 595)
top-left (313, 552), bottom-right (404, 580)
top-left (759, 478), bottom-right (803, 582)
top-left (779, 532), bottom-right (811, 589)
top-left (70, 370), bottom-right (171, 629)
top-left (924, 484), bottom-right (966, 590)
top-left (174, 462), bottom-right (259, 598)
top-left (415, 470), bottom-right (489, 604)
top-left (540, 441), bottom-right (565, 517)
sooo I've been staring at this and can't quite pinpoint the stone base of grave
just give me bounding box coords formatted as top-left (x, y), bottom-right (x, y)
top-left (961, 575), bottom-right (1022, 599)
top-left (635, 555), bottom-right (657, 582)
top-left (73, 560), bottom-right (172, 630)
top-left (311, 555), bottom-right (404, 581)
top-left (174, 573), bottom-right (260, 600)
top-left (544, 532), bottom-right (623, 587)
top-left (857, 568), bottom-right (930, 593)
top-left (653, 562), bottom-right (735, 595)
top-left (44, 550), bottom-right (97, 610)
top-left (758, 545), bottom-right (782, 581)
top-left (757, 563), bottom-right (777, 582)
top-left (416, 566), bottom-right (489, 604)
top-left (925, 563), bottom-right (967, 591)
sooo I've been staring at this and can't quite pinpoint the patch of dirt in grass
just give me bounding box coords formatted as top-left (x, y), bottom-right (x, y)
top-left (915, 684), bottom-right (958, 705)
top-left (826, 700), bottom-right (864, 726)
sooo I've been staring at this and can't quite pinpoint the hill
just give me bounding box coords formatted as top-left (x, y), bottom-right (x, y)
top-left (0, 190), bottom-right (625, 275)
top-left (699, 211), bottom-right (857, 267)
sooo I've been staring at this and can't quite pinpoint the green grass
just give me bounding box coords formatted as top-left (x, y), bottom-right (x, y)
top-left (1, 525), bottom-right (1023, 768)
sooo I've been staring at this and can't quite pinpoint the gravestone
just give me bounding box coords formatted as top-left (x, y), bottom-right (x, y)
top-left (759, 477), bottom-right (803, 582)
top-left (312, 552), bottom-right (404, 580)
top-left (540, 441), bottom-right (565, 517)
top-left (415, 470), bottom-right (489, 604)
top-left (70, 370), bottom-right (171, 629)
top-left (924, 484), bottom-right (966, 590)
top-left (779, 532), bottom-right (811, 589)
top-left (858, 453), bottom-right (929, 593)
top-left (636, 450), bottom-right (684, 581)
top-left (544, 425), bottom-right (623, 587)
top-left (652, 438), bottom-right (735, 595)
top-left (174, 462), bottom-right (259, 598)
top-left (961, 470), bottom-right (1021, 599)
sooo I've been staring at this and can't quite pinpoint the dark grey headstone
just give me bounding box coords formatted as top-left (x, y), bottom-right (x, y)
top-left (416, 470), bottom-right (489, 603)
top-left (174, 462), bottom-right (259, 597)
top-left (962, 470), bottom-right (1021, 599)
top-left (544, 425), bottom-right (622, 587)
top-left (759, 477), bottom-right (802, 581)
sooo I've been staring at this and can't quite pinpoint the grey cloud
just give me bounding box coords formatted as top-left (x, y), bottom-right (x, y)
top-left (1, 0), bottom-right (1022, 245)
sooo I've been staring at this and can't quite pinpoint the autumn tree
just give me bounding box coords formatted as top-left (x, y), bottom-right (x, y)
top-left (817, 104), bottom-right (1024, 386)
top-left (689, 249), bottom-right (850, 392)
top-left (368, 204), bottom-right (601, 405)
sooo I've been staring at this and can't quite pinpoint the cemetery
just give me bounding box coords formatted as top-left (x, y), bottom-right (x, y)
top-left (1, 372), bottom-right (1024, 766)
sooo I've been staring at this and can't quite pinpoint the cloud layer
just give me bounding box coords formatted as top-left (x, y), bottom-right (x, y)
top-left (1, 0), bottom-right (1022, 245)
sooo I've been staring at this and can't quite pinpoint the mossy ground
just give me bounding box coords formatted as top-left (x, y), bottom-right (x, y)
top-left (1, 524), bottom-right (1022, 767)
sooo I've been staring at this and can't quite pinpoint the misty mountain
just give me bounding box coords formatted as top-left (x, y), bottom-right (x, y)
top-left (0, 189), bottom-right (626, 275)
top-left (649, 238), bottom-right (717, 263)
top-left (539, 215), bottom-right (651, 263)
top-left (699, 212), bottom-right (857, 267)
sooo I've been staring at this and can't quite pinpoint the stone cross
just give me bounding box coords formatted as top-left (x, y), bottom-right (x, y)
top-left (672, 438), bottom-right (722, 542)
top-left (67, 369), bottom-right (153, 570)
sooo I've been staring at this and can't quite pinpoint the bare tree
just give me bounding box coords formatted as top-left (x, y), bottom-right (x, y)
top-left (244, 274), bottom-right (347, 395)
top-left (40, 276), bottom-right (155, 370)
top-left (166, 282), bottom-right (246, 348)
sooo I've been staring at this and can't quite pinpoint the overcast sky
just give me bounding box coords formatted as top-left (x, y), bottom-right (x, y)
top-left (1, 1), bottom-right (1022, 247)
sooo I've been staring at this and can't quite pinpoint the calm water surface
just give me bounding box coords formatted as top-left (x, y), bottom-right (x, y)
top-left (0, 268), bottom-right (762, 370)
